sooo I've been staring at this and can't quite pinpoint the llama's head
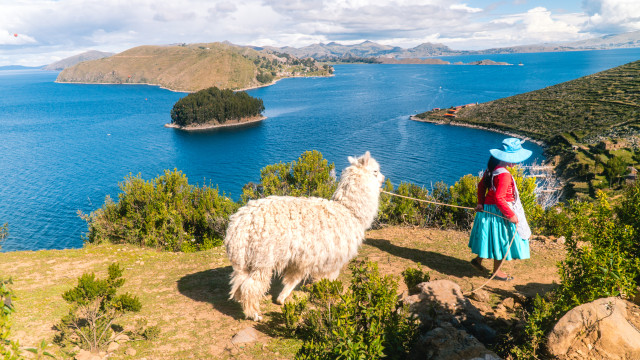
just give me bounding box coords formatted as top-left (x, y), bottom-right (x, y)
top-left (332, 151), bottom-right (384, 227)
top-left (347, 151), bottom-right (385, 188)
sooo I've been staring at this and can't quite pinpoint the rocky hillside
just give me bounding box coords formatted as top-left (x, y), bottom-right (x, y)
top-left (43, 50), bottom-right (114, 71)
top-left (57, 42), bottom-right (331, 92)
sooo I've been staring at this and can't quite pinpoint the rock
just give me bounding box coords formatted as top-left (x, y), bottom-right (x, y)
top-left (74, 350), bottom-right (102, 360)
top-left (557, 236), bottom-right (566, 245)
top-left (547, 297), bottom-right (640, 359)
top-left (494, 304), bottom-right (507, 314)
top-left (408, 322), bottom-right (501, 360)
top-left (231, 326), bottom-right (259, 344)
top-left (125, 348), bottom-right (137, 356)
top-left (469, 289), bottom-right (491, 303)
top-left (501, 297), bottom-right (515, 310)
top-left (405, 280), bottom-right (497, 345)
top-left (107, 341), bottom-right (120, 352)
top-left (114, 334), bottom-right (130, 343)
top-left (633, 287), bottom-right (640, 305)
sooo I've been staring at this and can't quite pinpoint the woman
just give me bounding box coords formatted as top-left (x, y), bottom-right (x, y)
top-left (468, 138), bottom-right (532, 281)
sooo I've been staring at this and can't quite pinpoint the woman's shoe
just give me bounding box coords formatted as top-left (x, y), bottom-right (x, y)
top-left (493, 273), bottom-right (514, 281)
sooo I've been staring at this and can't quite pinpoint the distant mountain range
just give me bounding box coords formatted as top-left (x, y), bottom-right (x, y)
top-left (256, 30), bottom-right (640, 60)
top-left (43, 50), bottom-right (114, 71)
top-left (0, 65), bottom-right (43, 70)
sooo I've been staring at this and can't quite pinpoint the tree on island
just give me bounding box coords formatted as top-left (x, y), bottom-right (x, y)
top-left (170, 87), bottom-right (265, 127)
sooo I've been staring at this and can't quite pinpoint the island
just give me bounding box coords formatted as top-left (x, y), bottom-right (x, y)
top-left (376, 58), bottom-right (513, 65)
top-left (412, 59), bottom-right (640, 199)
top-left (166, 86), bottom-right (265, 131)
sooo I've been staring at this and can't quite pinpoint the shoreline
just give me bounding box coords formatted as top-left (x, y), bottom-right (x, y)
top-left (164, 115), bottom-right (267, 131)
top-left (55, 73), bottom-right (334, 93)
top-left (409, 115), bottom-right (547, 148)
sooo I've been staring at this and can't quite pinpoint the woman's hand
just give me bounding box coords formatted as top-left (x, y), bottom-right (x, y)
top-left (475, 204), bottom-right (484, 212)
top-left (509, 215), bottom-right (518, 224)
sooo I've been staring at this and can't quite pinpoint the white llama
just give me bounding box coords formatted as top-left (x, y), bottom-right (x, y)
top-left (224, 151), bottom-right (385, 321)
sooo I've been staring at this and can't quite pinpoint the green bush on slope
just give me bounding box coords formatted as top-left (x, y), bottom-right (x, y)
top-left (80, 169), bottom-right (238, 252)
top-left (283, 260), bottom-right (419, 360)
top-left (504, 186), bottom-right (640, 359)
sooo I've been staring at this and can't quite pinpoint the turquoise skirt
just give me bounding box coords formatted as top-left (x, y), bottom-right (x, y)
top-left (468, 204), bottom-right (530, 260)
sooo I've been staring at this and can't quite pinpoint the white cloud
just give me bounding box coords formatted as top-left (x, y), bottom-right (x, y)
top-left (0, 0), bottom-right (636, 66)
top-left (583, 0), bottom-right (640, 33)
top-left (0, 30), bottom-right (37, 45)
top-left (449, 3), bottom-right (483, 13)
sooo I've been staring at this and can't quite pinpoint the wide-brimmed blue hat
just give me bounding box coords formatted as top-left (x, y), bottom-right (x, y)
top-left (489, 138), bottom-right (532, 163)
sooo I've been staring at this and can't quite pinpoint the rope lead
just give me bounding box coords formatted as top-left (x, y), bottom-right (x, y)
top-left (379, 189), bottom-right (517, 293)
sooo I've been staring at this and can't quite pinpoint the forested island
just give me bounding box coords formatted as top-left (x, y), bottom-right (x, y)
top-left (412, 59), bottom-right (640, 199)
top-left (167, 86), bottom-right (265, 130)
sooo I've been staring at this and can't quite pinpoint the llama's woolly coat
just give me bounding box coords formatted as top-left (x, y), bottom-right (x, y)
top-left (224, 151), bottom-right (384, 321)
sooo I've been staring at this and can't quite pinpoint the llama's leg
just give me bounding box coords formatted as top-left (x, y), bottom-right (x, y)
top-left (326, 269), bottom-right (341, 281)
top-left (238, 268), bottom-right (272, 321)
top-left (277, 268), bottom-right (305, 305)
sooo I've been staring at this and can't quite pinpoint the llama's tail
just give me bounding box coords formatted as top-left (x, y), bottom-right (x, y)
top-left (229, 268), bottom-right (249, 301)
top-left (229, 267), bottom-right (273, 321)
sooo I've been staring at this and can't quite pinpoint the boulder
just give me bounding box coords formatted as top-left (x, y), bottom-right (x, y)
top-left (231, 326), bottom-right (260, 344)
top-left (547, 297), bottom-right (640, 359)
top-left (469, 289), bottom-right (490, 303)
top-left (107, 341), bottom-right (120, 352)
top-left (408, 322), bottom-right (501, 360)
top-left (405, 280), bottom-right (496, 345)
top-left (74, 350), bottom-right (102, 360)
top-left (125, 348), bottom-right (137, 356)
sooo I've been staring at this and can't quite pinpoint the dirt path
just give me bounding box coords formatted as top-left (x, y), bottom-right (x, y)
top-left (0, 226), bottom-right (565, 359)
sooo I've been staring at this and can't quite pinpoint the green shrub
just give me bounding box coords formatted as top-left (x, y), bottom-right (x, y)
top-left (80, 169), bottom-right (239, 252)
top-left (283, 260), bottom-right (419, 360)
top-left (507, 189), bottom-right (640, 358)
top-left (0, 278), bottom-right (21, 360)
top-left (241, 150), bottom-right (337, 202)
top-left (129, 319), bottom-right (160, 341)
top-left (256, 71), bottom-right (274, 84)
top-left (376, 177), bottom-right (483, 230)
top-left (55, 263), bottom-right (142, 353)
top-left (401, 265), bottom-right (431, 294)
top-left (450, 174), bottom-right (481, 228)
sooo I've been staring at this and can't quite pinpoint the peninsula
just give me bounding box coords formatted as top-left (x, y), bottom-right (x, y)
top-left (412, 59), bottom-right (640, 199)
top-left (56, 42), bottom-right (333, 92)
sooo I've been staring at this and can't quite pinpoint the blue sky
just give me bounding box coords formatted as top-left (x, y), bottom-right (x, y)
top-left (1, 0), bottom-right (639, 66)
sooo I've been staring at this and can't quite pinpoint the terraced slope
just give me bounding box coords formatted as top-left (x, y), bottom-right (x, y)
top-left (414, 60), bottom-right (640, 198)
top-left (415, 60), bottom-right (640, 142)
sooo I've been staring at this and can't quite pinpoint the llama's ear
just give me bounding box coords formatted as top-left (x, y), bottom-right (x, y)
top-left (359, 151), bottom-right (371, 166)
top-left (348, 156), bottom-right (357, 165)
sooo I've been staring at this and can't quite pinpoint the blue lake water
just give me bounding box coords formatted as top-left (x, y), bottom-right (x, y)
top-left (1, 48), bottom-right (639, 251)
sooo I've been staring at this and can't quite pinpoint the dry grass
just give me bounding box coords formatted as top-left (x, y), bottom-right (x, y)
top-left (0, 226), bottom-right (565, 359)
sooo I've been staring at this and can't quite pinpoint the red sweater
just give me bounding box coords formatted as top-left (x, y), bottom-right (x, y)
top-left (477, 167), bottom-right (515, 219)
